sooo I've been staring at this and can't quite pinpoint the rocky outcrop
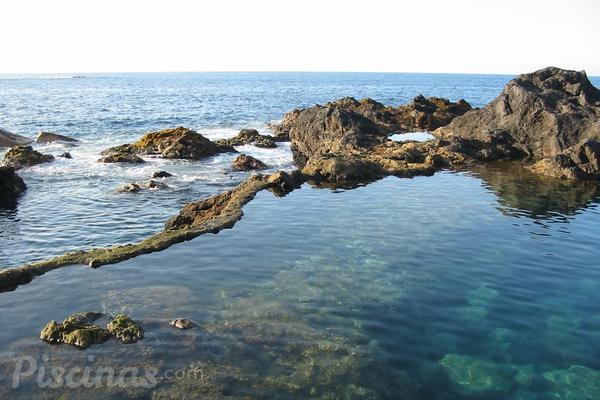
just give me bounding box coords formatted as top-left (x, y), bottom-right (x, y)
top-left (35, 132), bottom-right (78, 144)
top-left (102, 127), bottom-right (236, 161)
top-left (117, 180), bottom-right (167, 193)
top-left (396, 95), bottom-right (472, 131)
top-left (0, 166), bottom-right (27, 208)
top-left (232, 154), bottom-right (267, 171)
top-left (268, 108), bottom-right (303, 140)
top-left (0, 128), bottom-right (32, 148)
top-left (288, 97), bottom-right (468, 183)
top-left (435, 67), bottom-right (600, 179)
top-left (40, 312), bottom-right (110, 349)
top-left (216, 128), bottom-right (278, 148)
top-left (1, 146), bottom-right (54, 170)
top-left (59, 152), bottom-right (72, 159)
top-left (170, 318), bottom-right (196, 330)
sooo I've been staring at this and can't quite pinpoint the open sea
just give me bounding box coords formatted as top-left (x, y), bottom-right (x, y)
top-left (1, 72), bottom-right (600, 399)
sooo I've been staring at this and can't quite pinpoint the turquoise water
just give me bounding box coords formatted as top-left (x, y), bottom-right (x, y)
top-left (1, 164), bottom-right (600, 399)
top-left (2, 72), bottom-right (600, 398)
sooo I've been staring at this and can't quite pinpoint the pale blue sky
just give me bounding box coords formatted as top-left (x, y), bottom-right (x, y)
top-left (1, 0), bottom-right (599, 75)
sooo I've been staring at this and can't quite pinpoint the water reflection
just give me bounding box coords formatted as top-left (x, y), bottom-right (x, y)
top-left (468, 161), bottom-right (600, 221)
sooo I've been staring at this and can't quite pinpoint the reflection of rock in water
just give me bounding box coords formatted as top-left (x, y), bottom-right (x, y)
top-left (470, 161), bottom-right (600, 220)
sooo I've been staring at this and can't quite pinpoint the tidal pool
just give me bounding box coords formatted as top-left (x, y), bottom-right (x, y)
top-left (1, 162), bottom-right (600, 399)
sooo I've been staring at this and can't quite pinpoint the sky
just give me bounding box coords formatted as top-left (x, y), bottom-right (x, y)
top-left (1, 0), bottom-right (599, 75)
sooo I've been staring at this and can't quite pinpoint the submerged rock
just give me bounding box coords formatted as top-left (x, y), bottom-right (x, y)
top-left (98, 149), bottom-right (145, 163)
top-left (0, 128), bottom-right (32, 148)
top-left (542, 365), bottom-right (600, 399)
top-left (40, 312), bottom-right (110, 349)
top-left (117, 183), bottom-right (141, 193)
top-left (1, 146), bottom-right (54, 170)
top-left (170, 319), bottom-right (196, 330)
top-left (216, 128), bottom-right (278, 148)
top-left (58, 152), bottom-right (72, 159)
top-left (439, 354), bottom-right (514, 396)
top-left (117, 180), bottom-right (167, 193)
top-left (35, 131), bottom-right (78, 144)
top-left (436, 67), bottom-right (600, 179)
top-left (103, 127), bottom-right (236, 161)
top-left (232, 154), bottom-right (267, 171)
top-left (0, 166), bottom-right (27, 208)
top-left (107, 314), bottom-right (144, 344)
top-left (152, 170), bottom-right (172, 178)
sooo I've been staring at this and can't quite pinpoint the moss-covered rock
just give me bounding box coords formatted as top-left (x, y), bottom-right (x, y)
top-left (216, 128), bottom-right (278, 148)
top-left (107, 314), bottom-right (144, 344)
top-left (2, 146), bottom-right (54, 170)
top-left (40, 312), bottom-right (110, 349)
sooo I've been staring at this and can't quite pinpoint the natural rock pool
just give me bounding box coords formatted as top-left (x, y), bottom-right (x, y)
top-left (1, 163), bottom-right (599, 399)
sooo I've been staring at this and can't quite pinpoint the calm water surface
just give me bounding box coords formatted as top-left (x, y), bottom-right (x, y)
top-left (1, 73), bottom-right (600, 399)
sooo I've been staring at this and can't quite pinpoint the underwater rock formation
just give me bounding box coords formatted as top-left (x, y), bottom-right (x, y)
top-left (1, 146), bottom-right (54, 170)
top-left (35, 131), bottom-right (78, 144)
top-left (439, 354), bottom-right (514, 396)
top-left (40, 312), bottom-right (110, 349)
top-left (216, 128), bottom-right (279, 148)
top-left (436, 67), bottom-right (600, 179)
top-left (107, 314), bottom-right (144, 344)
top-left (0, 128), bottom-right (32, 147)
top-left (232, 154), bottom-right (267, 171)
top-left (542, 365), bottom-right (600, 399)
top-left (0, 166), bottom-right (27, 208)
top-left (102, 127), bottom-right (237, 161)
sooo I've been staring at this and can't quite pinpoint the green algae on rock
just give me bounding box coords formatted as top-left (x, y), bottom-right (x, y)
top-left (40, 312), bottom-right (110, 349)
top-left (107, 314), bottom-right (144, 344)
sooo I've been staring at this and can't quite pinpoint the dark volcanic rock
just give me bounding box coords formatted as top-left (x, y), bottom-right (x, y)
top-left (0, 166), bottom-right (27, 208)
top-left (436, 67), bottom-right (600, 178)
top-left (232, 154), bottom-right (268, 171)
top-left (288, 97), bottom-right (467, 183)
top-left (152, 170), bottom-right (172, 178)
top-left (0, 128), bottom-right (32, 148)
top-left (268, 109), bottom-right (303, 140)
top-left (216, 128), bottom-right (278, 148)
top-left (396, 95), bottom-right (472, 131)
top-left (59, 152), bottom-right (72, 159)
top-left (35, 131), bottom-right (78, 144)
top-left (2, 146), bottom-right (54, 170)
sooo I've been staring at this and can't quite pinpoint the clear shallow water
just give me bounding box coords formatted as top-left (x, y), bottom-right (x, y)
top-left (0, 72), bottom-right (537, 268)
top-left (1, 165), bottom-right (600, 399)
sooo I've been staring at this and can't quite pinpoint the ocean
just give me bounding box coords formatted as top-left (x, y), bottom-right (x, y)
top-left (1, 72), bottom-right (600, 399)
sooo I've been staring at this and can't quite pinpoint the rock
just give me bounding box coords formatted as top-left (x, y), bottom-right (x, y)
top-left (117, 183), bottom-right (141, 193)
top-left (169, 319), bottom-right (196, 330)
top-left (98, 149), bottom-right (145, 164)
top-left (141, 180), bottom-right (167, 190)
top-left (58, 152), bottom-right (72, 159)
top-left (232, 154), bottom-right (268, 171)
top-left (0, 128), bottom-right (32, 148)
top-left (216, 128), bottom-right (278, 148)
top-left (35, 131), bottom-right (78, 144)
top-left (288, 97), bottom-right (466, 183)
top-left (107, 314), bottom-right (144, 344)
top-left (103, 127), bottom-right (236, 161)
top-left (0, 166), bottom-right (27, 208)
top-left (542, 365), bottom-right (600, 399)
top-left (396, 95), bottom-right (472, 131)
top-left (1, 146), bottom-right (54, 170)
top-left (439, 354), bottom-right (514, 396)
top-left (268, 109), bottom-right (303, 140)
top-left (436, 67), bottom-right (600, 178)
top-left (152, 170), bottom-right (172, 178)
top-left (40, 312), bottom-right (110, 349)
